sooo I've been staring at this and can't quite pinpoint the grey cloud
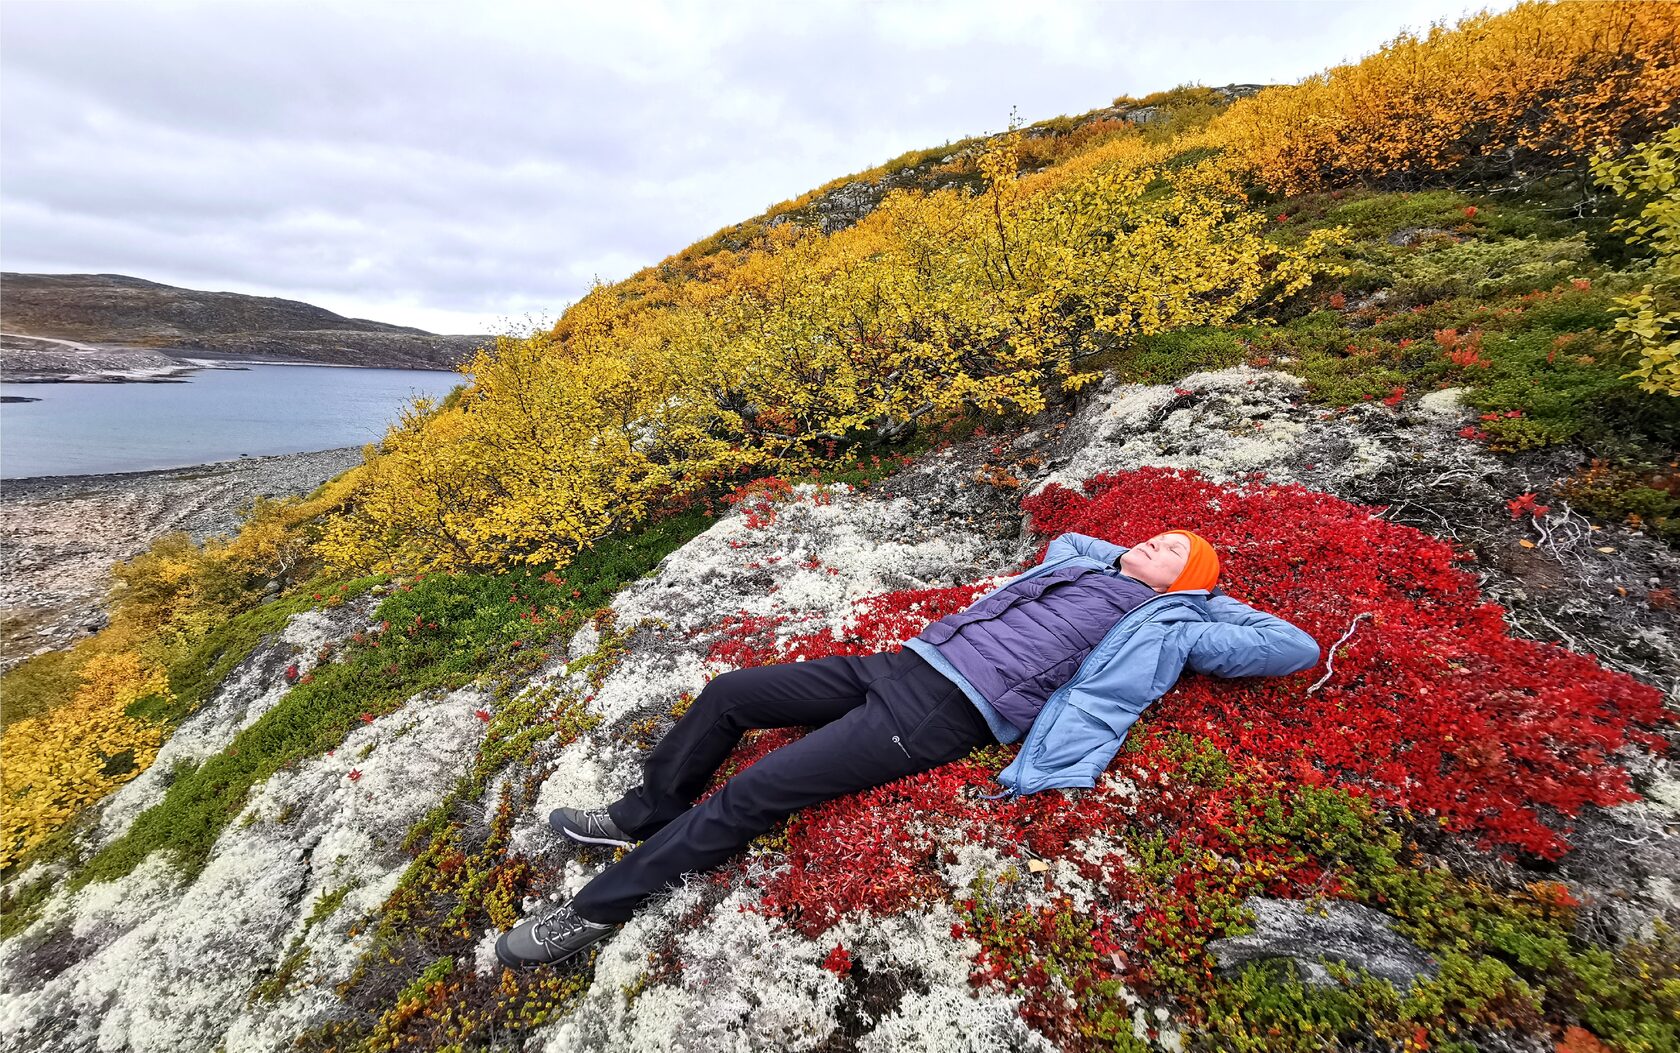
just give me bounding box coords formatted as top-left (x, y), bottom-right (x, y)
top-left (1, 0), bottom-right (1514, 334)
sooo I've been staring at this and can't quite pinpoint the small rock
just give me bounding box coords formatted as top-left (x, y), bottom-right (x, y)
top-left (1207, 897), bottom-right (1437, 989)
top-left (1387, 227), bottom-right (1462, 247)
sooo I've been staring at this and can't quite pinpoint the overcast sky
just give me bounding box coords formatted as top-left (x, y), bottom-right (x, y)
top-left (2, 0), bottom-right (1519, 336)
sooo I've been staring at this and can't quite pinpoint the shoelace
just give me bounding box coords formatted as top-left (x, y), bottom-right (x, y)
top-left (585, 811), bottom-right (617, 837)
top-left (532, 903), bottom-right (601, 949)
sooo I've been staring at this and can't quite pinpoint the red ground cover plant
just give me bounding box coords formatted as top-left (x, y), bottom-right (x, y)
top-left (683, 466), bottom-right (1667, 1032)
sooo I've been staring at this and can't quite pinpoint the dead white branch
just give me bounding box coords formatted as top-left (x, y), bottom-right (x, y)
top-left (1306, 611), bottom-right (1371, 694)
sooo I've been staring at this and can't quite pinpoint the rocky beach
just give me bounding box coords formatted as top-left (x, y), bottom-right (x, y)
top-left (0, 446), bottom-right (364, 669)
top-left (0, 272), bottom-right (474, 667)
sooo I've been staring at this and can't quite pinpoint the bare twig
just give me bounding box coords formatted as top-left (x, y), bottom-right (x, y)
top-left (1378, 499), bottom-right (1464, 543)
top-left (1611, 832), bottom-right (1657, 847)
top-left (1547, 500), bottom-right (1594, 576)
top-left (1426, 467), bottom-right (1477, 488)
top-left (1307, 611), bottom-right (1371, 694)
top-left (1534, 610), bottom-right (1583, 655)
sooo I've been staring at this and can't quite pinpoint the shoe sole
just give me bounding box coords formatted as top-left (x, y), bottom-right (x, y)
top-left (549, 812), bottom-right (636, 848)
top-left (559, 828), bottom-right (636, 848)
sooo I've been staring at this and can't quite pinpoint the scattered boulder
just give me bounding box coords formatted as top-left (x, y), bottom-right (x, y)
top-left (1207, 896), bottom-right (1438, 989)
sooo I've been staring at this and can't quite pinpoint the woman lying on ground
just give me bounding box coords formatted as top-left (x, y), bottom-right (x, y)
top-left (497, 528), bottom-right (1321, 969)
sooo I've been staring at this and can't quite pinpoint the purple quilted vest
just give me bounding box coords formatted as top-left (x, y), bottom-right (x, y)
top-left (914, 563), bottom-right (1158, 731)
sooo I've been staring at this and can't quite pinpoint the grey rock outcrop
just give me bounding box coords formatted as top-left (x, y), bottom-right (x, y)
top-left (1208, 896), bottom-right (1438, 989)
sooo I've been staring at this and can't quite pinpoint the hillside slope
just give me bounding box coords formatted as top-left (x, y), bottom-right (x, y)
top-left (0, 273), bottom-right (489, 378)
top-left (1, 364), bottom-right (1674, 1052)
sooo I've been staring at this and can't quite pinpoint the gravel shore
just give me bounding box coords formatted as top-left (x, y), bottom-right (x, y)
top-left (1, 446), bottom-right (366, 670)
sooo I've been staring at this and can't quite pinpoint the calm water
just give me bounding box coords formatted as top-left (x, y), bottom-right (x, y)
top-left (0, 363), bottom-right (464, 479)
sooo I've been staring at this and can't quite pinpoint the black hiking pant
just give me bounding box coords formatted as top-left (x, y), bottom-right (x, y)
top-left (569, 646), bottom-right (999, 924)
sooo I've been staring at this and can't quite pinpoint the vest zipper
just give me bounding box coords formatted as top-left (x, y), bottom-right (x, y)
top-left (1021, 592), bottom-right (1191, 763)
top-left (891, 734), bottom-right (911, 759)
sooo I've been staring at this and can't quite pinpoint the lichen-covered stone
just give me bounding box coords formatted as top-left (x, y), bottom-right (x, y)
top-left (1207, 896), bottom-right (1438, 988)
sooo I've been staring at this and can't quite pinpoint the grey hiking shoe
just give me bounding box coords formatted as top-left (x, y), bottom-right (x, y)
top-left (496, 899), bottom-right (617, 970)
top-left (549, 806), bottom-right (637, 848)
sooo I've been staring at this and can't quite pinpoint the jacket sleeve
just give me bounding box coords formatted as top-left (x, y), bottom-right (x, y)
top-left (1043, 531), bottom-right (1128, 566)
top-left (1181, 595), bottom-right (1321, 678)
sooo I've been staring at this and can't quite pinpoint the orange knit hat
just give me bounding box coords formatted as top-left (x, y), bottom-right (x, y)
top-left (1163, 529), bottom-right (1221, 592)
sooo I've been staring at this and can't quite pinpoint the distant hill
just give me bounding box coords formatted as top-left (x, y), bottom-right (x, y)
top-left (0, 272), bottom-right (492, 377)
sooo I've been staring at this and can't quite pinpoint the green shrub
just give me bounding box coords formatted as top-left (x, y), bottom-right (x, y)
top-left (1591, 126), bottom-right (1680, 397)
top-left (1387, 236), bottom-right (1591, 306)
top-left (1557, 458), bottom-right (1680, 541)
top-left (1321, 190), bottom-right (1475, 241)
top-left (1200, 960), bottom-right (1406, 1053)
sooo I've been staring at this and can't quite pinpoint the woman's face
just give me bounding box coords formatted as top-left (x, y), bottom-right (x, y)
top-left (1118, 532), bottom-right (1191, 592)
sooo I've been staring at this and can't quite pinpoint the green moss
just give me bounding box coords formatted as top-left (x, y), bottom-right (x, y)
top-left (1384, 236), bottom-right (1591, 307)
top-left (249, 880), bottom-right (361, 1004)
top-left (1320, 189), bottom-right (1478, 241)
top-left (1202, 953), bottom-right (1552, 1053)
top-left (1403, 952), bottom-right (1545, 1049)
top-left (305, 880), bottom-right (358, 927)
top-left (249, 941), bottom-right (310, 1004)
top-left (1028, 114), bottom-right (1079, 137)
top-left (396, 956), bottom-right (456, 1005)
top-left (0, 869), bottom-right (55, 939)
top-left (1117, 326), bottom-right (1248, 384)
top-left (1566, 929), bottom-right (1680, 1053)
top-left (1162, 144), bottom-right (1224, 171)
top-left (1200, 959), bottom-right (1407, 1053)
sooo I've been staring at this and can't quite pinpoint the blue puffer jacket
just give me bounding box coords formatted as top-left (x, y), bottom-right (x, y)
top-left (908, 532), bottom-right (1321, 800)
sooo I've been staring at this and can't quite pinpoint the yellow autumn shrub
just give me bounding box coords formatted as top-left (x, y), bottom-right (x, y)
top-left (313, 130), bottom-right (1345, 574)
top-left (1211, 0), bottom-right (1680, 194)
top-left (121, 5), bottom-right (1680, 588)
top-left (1, 651), bottom-right (169, 869)
top-left (1592, 125), bottom-right (1680, 397)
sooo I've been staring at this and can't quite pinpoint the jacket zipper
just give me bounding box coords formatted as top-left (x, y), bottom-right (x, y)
top-left (891, 734), bottom-right (911, 759)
